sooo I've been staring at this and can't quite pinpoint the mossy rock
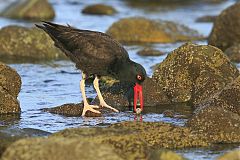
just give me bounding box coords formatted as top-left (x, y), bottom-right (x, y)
top-left (152, 43), bottom-right (239, 105)
top-left (0, 25), bottom-right (65, 61)
top-left (187, 76), bottom-right (240, 137)
top-left (82, 4), bottom-right (117, 15)
top-left (106, 17), bottom-right (204, 44)
top-left (224, 44), bottom-right (240, 63)
top-left (1, 137), bottom-right (122, 160)
top-left (137, 48), bottom-right (164, 56)
top-left (0, 0), bottom-right (55, 21)
top-left (0, 62), bottom-right (21, 98)
top-left (208, 3), bottom-right (240, 51)
top-left (0, 62), bottom-right (21, 114)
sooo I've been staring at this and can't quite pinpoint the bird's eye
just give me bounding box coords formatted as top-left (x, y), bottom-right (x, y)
top-left (137, 75), bottom-right (142, 81)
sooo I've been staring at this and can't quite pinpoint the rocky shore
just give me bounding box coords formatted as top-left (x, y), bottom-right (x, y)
top-left (0, 1), bottom-right (240, 160)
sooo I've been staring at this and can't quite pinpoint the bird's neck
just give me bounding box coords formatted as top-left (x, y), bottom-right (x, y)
top-left (109, 59), bottom-right (136, 82)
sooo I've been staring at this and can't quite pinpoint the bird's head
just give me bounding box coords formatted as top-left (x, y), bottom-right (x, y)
top-left (130, 62), bottom-right (146, 113)
top-left (132, 62), bottom-right (146, 85)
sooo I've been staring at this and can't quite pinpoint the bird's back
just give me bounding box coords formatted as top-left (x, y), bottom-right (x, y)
top-left (36, 22), bottom-right (129, 76)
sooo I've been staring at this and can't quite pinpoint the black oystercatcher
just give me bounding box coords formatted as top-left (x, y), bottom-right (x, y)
top-left (36, 22), bottom-right (146, 116)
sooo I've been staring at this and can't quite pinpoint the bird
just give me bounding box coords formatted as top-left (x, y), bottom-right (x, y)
top-left (36, 21), bottom-right (146, 116)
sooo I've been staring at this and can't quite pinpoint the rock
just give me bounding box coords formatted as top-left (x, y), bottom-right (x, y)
top-left (0, 62), bottom-right (21, 114)
top-left (93, 77), bottom-right (170, 108)
top-left (124, 0), bottom-right (226, 9)
top-left (152, 43), bottom-right (239, 105)
top-left (149, 150), bottom-right (187, 160)
top-left (0, 0), bottom-right (55, 21)
top-left (187, 76), bottom-right (240, 136)
top-left (196, 15), bottom-right (217, 23)
top-left (0, 62), bottom-right (21, 98)
top-left (82, 4), bottom-right (117, 15)
top-left (208, 3), bottom-right (240, 51)
top-left (0, 25), bottom-right (65, 61)
top-left (106, 17), bottom-right (204, 44)
top-left (42, 103), bottom-right (102, 117)
top-left (0, 127), bottom-right (50, 157)
top-left (2, 137), bottom-right (122, 160)
top-left (224, 44), bottom-right (240, 63)
top-left (137, 48), bottom-right (164, 56)
top-left (3, 121), bottom-right (240, 159)
top-left (217, 149), bottom-right (240, 160)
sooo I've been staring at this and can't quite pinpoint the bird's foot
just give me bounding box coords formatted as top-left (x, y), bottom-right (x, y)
top-left (82, 104), bottom-right (101, 116)
top-left (100, 102), bottom-right (119, 112)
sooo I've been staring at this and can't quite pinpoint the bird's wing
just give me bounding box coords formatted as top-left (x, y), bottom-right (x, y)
top-left (36, 22), bottom-right (129, 74)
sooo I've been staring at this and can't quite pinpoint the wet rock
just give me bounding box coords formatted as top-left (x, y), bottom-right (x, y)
top-left (4, 121), bottom-right (240, 159)
top-left (106, 17), bottom-right (203, 44)
top-left (217, 149), bottom-right (240, 160)
top-left (162, 110), bottom-right (175, 118)
top-left (0, 25), bottom-right (65, 60)
top-left (196, 15), bottom-right (217, 23)
top-left (42, 103), bottom-right (102, 117)
top-left (0, 0), bottom-right (55, 21)
top-left (53, 121), bottom-right (209, 150)
top-left (93, 77), bottom-right (170, 108)
top-left (187, 76), bottom-right (240, 137)
top-left (2, 137), bottom-right (122, 160)
top-left (137, 48), bottom-right (164, 56)
top-left (0, 62), bottom-right (21, 114)
top-left (152, 43), bottom-right (239, 105)
top-left (149, 150), bottom-right (187, 160)
top-left (224, 44), bottom-right (240, 63)
top-left (208, 3), bottom-right (240, 51)
top-left (82, 4), bottom-right (117, 15)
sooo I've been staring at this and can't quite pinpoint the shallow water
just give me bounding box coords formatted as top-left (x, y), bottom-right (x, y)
top-left (0, 0), bottom-right (240, 159)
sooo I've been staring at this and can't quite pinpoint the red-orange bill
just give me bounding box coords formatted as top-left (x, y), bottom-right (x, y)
top-left (133, 83), bottom-right (143, 113)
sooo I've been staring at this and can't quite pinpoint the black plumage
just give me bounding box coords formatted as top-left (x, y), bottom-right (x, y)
top-left (36, 22), bottom-right (146, 83)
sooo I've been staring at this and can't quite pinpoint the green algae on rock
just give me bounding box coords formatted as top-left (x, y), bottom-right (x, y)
top-left (1, 137), bottom-right (122, 160)
top-left (0, 0), bottom-right (55, 21)
top-left (0, 62), bottom-right (21, 114)
top-left (0, 62), bottom-right (21, 98)
top-left (0, 25), bottom-right (65, 61)
top-left (2, 121), bottom-right (240, 160)
top-left (208, 2), bottom-right (240, 51)
top-left (82, 4), bottom-right (117, 15)
top-left (152, 43), bottom-right (239, 105)
top-left (106, 17), bottom-right (204, 44)
top-left (187, 75), bottom-right (240, 140)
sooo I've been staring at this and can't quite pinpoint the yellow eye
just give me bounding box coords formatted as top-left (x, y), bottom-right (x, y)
top-left (137, 75), bottom-right (142, 81)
